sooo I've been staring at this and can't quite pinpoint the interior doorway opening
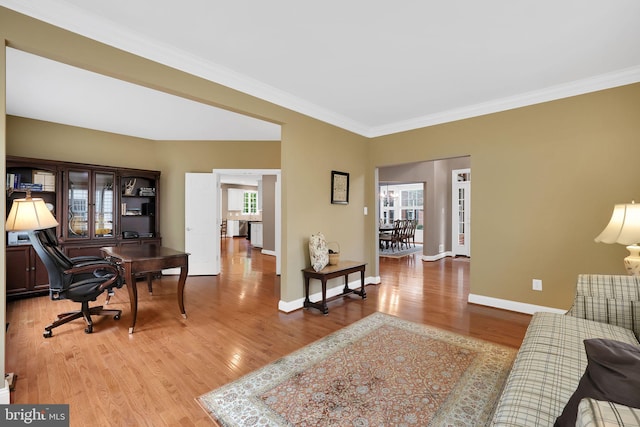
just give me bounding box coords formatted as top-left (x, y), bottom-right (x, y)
top-left (376, 156), bottom-right (471, 262)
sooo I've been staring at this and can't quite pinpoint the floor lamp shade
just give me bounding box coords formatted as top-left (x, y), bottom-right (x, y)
top-left (5, 196), bottom-right (59, 231)
top-left (595, 202), bottom-right (640, 276)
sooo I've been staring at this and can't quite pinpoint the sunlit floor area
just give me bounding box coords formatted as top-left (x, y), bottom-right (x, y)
top-left (5, 237), bottom-right (531, 426)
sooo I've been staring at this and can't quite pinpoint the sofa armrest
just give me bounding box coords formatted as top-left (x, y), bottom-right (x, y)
top-left (566, 274), bottom-right (640, 337)
top-left (576, 398), bottom-right (640, 427)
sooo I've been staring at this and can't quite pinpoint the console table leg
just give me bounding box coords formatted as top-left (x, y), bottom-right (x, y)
top-left (321, 279), bottom-right (329, 315)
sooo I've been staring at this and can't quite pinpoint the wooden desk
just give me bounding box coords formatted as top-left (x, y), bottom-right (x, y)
top-left (101, 246), bottom-right (189, 333)
top-left (302, 261), bottom-right (367, 314)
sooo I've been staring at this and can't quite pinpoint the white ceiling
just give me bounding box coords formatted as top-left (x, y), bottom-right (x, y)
top-left (2, 0), bottom-right (640, 140)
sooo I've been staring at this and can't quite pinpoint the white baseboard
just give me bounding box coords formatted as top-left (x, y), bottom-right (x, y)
top-left (261, 249), bottom-right (276, 256)
top-left (278, 275), bottom-right (379, 313)
top-left (421, 251), bottom-right (453, 262)
top-left (0, 379), bottom-right (10, 404)
top-left (468, 293), bottom-right (566, 315)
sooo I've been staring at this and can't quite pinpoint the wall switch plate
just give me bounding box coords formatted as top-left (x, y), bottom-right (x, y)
top-left (532, 279), bottom-right (543, 291)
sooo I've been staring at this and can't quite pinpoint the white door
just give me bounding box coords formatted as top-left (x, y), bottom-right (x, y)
top-left (452, 169), bottom-right (471, 257)
top-left (185, 173), bottom-right (220, 275)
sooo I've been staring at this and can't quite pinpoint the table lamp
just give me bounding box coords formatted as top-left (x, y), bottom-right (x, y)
top-left (594, 201), bottom-right (640, 276)
top-left (5, 190), bottom-right (59, 235)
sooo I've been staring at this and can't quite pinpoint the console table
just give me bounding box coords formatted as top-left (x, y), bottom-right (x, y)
top-left (302, 260), bottom-right (367, 314)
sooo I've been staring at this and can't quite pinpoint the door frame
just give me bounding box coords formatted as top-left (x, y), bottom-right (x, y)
top-left (451, 168), bottom-right (471, 257)
top-left (213, 168), bottom-right (281, 275)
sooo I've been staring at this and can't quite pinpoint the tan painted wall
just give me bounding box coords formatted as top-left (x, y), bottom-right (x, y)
top-left (369, 84), bottom-right (640, 310)
top-left (6, 116), bottom-right (282, 252)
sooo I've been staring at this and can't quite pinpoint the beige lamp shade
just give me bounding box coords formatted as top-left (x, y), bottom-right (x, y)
top-left (5, 196), bottom-right (59, 231)
top-left (594, 202), bottom-right (640, 245)
top-left (595, 201), bottom-right (640, 276)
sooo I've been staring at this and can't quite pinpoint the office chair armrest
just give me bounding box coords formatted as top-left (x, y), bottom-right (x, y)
top-left (70, 259), bottom-right (118, 269)
top-left (64, 260), bottom-right (121, 289)
top-left (70, 255), bottom-right (105, 263)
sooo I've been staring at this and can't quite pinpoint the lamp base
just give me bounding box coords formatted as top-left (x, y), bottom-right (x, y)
top-left (624, 245), bottom-right (640, 277)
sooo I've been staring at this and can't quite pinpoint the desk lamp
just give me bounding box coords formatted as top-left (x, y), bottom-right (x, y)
top-left (595, 201), bottom-right (640, 276)
top-left (5, 190), bottom-right (59, 235)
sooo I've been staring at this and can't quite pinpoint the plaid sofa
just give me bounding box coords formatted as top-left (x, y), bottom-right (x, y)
top-left (491, 274), bottom-right (640, 426)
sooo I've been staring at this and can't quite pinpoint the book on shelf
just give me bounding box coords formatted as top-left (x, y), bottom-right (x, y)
top-left (33, 170), bottom-right (56, 191)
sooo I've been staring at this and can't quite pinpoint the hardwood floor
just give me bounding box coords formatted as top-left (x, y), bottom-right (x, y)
top-left (6, 238), bottom-right (531, 426)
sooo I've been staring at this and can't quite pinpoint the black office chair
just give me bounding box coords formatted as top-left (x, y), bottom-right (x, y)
top-left (29, 227), bottom-right (124, 338)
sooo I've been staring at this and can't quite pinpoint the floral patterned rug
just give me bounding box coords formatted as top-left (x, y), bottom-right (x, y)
top-left (197, 312), bottom-right (516, 426)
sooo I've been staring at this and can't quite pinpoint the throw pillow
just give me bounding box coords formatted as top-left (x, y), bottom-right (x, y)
top-left (554, 338), bottom-right (640, 427)
top-left (309, 233), bottom-right (329, 272)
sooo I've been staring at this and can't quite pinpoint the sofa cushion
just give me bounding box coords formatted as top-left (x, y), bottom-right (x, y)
top-left (555, 338), bottom-right (640, 426)
top-left (568, 274), bottom-right (640, 338)
top-left (491, 312), bottom-right (640, 426)
top-left (576, 398), bottom-right (640, 427)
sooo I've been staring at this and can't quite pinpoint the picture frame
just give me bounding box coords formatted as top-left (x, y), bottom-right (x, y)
top-left (331, 170), bottom-right (349, 205)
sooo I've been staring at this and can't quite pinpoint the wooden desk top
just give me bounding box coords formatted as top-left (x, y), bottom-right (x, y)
top-left (101, 246), bottom-right (189, 262)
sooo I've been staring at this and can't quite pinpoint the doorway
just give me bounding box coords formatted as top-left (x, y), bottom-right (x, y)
top-left (184, 169), bottom-right (281, 276)
top-left (452, 168), bottom-right (471, 257)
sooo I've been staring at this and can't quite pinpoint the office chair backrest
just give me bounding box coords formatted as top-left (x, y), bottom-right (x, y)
top-left (29, 227), bottom-right (74, 293)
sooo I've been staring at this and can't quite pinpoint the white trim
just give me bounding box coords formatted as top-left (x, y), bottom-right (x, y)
top-left (369, 66), bottom-right (640, 137)
top-left (468, 293), bottom-right (566, 315)
top-left (261, 249), bottom-right (276, 257)
top-left (0, 380), bottom-right (10, 404)
top-left (278, 276), bottom-right (380, 313)
top-left (2, 1), bottom-right (639, 138)
top-left (421, 252), bottom-right (453, 262)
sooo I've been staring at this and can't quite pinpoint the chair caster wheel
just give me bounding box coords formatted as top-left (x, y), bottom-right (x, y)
top-left (114, 314), bottom-right (121, 320)
top-left (43, 330), bottom-right (52, 338)
top-left (85, 326), bottom-right (93, 334)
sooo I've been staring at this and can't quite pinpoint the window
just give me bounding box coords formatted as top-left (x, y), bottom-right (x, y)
top-left (379, 183), bottom-right (424, 227)
top-left (243, 190), bottom-right (258, 215)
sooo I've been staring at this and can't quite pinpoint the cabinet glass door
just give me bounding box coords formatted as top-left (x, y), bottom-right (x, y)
top-left (67, 170), bottom-right (89, 238)
top-left (94, 172), bottom-right (115, 238)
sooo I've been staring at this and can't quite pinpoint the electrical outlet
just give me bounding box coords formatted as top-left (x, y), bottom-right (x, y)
top-left (532, 279), bottom-right (543, 291)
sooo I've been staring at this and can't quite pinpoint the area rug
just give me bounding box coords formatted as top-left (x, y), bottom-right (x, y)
top-left (197, 312), bottom-right (516, 426)
top-left (379, 244), bottom-right (423, 258)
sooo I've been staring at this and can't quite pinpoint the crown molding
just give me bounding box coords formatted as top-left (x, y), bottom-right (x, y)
top-left (3, 1), bottom-right (640, 139)
top-left (368, 65), bottom-right (640, 138)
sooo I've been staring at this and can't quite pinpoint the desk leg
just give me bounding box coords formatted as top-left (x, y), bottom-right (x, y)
top-left (146, 273), bottom-right (153, 295)
top-left (177, 263), bottom-right (188, 318)
top-left (124, 263), bottom-right (137, 334)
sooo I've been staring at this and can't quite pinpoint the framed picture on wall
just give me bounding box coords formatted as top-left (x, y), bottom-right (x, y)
top-left (331, 170), bottom-right (349, 205)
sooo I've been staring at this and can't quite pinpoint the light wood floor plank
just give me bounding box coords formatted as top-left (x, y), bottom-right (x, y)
top-left (6, 238), bottom-right (531, 426)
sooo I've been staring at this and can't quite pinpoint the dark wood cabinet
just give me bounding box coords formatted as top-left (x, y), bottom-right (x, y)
top-left (6, 246), bottom-right (50, 297)
top-left (6, 156), bottom-right (161, 299)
